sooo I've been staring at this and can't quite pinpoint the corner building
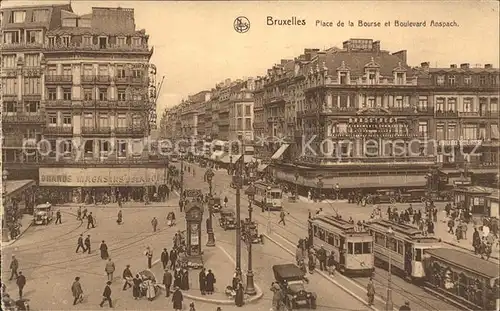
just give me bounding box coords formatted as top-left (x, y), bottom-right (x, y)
top-left (3, 5), bottom-right (165, 204)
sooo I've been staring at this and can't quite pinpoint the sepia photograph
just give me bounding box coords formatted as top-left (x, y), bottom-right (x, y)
top-left (0, 1), bottom-right (499, 310)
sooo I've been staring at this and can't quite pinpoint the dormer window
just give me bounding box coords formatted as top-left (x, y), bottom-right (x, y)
top-left (83, 36), bottom-right (91, 46)
top-left (132, 37), bottom-right (141, 46)
top-left (396, 73), bottom-right (405, 84)
top-left (367, 71), bottom-right (377, 84)
top-left (10, 11), bottom-right (26, 23)
top-left (62, 36), bottom-right (70, 47)
top-left (464, 75), bottom-right (472, 85)
top-left (437, 75), bottom-right (445, 86)
top-left (116, 37), bottom-right (126, 46)
top-left (98, 36), bottom-right (108, 49)
top-left (27, 30), bottom-right (42, 44)
top-left (47, 36), bottom-right (55, 46)
top-left (448, 75), bottom-right (456, 86)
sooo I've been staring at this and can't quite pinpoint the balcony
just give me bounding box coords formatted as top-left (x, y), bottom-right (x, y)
top-left (116, 100), bottom-right (146, 109)
top-left (435, 110), bottom-right (459, 118)
top-left (81, 126), bottom-right (112, 135)
top-left (2, 113), bottom-right (45, 124)
top-left (80, 75), bottom-right (111, 84)
top-left (267, 116), bottom-right (284, 123)
top-left (296, 155), bottom-right (435, 166)
top-left (2, 42), bottom-right (44, 51)
top-left (44, 42), bottom-right (152, 53)
top-left (321, 107), bottom-right (357, 115)
top-left (82, 100), bottom-right (112, 108)
top-left (387, 107), bottom-right (434, 115)
top-left (129, 76), bottom-right (147, 85)
top-left (44, 126), bottom-right (73, 135)
top-left (458, 112), bottom-right (480, 118)
top-left (45, 75), bottom-right (72, 84)
top-left (45, 100), bottom-right (72, 109)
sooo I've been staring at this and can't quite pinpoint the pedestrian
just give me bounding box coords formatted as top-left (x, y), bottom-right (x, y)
top-left (172, 286), bottom-right (183, 311)
top-left (174, 267), bottom-right (182, 288)
top-left (145, 246), bottom-right (153, 269)
top-left (448, 218), bottom-right (455, 234)
top-left (278, 210), bottom-right (286, 225)
top-left (170, 248), bottom-right (177, 270)
top-left (326, 252), bottom-right (336, 276)
top-left (9, 255), bottom-right (19, 280)
top-left (366, 277), bottom-right (375, 306)
top-left (76, 234), bottom-right (85, 253)
top-left (234, 281), bottom-right (244, 307)
top-left (117, 210), bottom-right (123, 225)
top-left (271, 282), bottom-right (282, 311)
top-left (16, 271), bottom-right (26, 299)
top-left (77, 206), bottom-right (82, 221)
top-left (199, 268), bottom-right (206, 295)
top-left (189, 302), bottom-right (196, 311)
top-left (181, 268), bottom-right (189, 290)
top-left (216, 308), bottom-right (222, 311)
top-left (132, 274), bottom-right (142, 300)
top-left (99, 281), bottom-right (113, 308)
top-left (100, 241), bottom-right (109, 260)
top-left (151, 217), bottom-right (158, 232)
top-left (205, 269), bottom-right (215, 294)
top-left (473, 228), bottom-right (481, 254)
top-left (144, 278), bottom-right (155, 301)
top-left (87, 212), bottom-right (95, 229)
top-left (317, 245), bottom-right (327, 271)
top-left (82, 207), bottom-right (88, 219)
top-left (105, 258), bottom-right (115, 282)
top-left (55, 210), bottom-right (62, 224)
top-left (161, 248), bottom-right (169, 269)
top-left (84, 235), bottom-right (91, 254)
top-left (308, 251), bottom-right (316, 274)
top-left (122, 265), bottom-right (133, 290)
top-left (224, 196), bottom-right (228, 208)
top-left (71, 277), bottom-right (84, 305)
top-left (163, 269), bottom-right (173, 297)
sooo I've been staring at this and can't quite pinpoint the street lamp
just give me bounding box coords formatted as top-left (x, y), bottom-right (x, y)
top-left (234, 154), bottom-right (242, 281)
top-left (2, 169), bottom-right (10, 242)
top-left (206, 168), bottom-right (216, 247)
top-left (244, 184), bottom-right (257, 295)
top-left (266, 186), bottom-right (272, 234)
top-left (386, 227), bottom-right (394, 311)
top-left (317, 174), bottom-right (324, 201)
top-left (335, 183), bottom-right (340, 200)
top-left (2, 169), bottom-right (9, 197)
top-left (294, 170), bottom-right (300, 202)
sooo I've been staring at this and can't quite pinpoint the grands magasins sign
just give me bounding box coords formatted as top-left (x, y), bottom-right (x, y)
top-left (39, 168), bottom-right (168, 187)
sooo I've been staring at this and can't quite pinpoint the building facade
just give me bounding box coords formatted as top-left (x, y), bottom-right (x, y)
top-left (2, 5), bottom-right (163, 204)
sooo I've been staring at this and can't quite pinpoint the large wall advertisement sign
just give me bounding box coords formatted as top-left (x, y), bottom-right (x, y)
top-left (39, 167), bottom-right (168, 187)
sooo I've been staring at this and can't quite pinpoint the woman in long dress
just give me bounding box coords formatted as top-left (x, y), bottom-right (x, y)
top-left (144, 279), bottom-right (156, 301)
top-left (181, 268), bottom-right (189, 290)
top-left (132, 274), bottom-right (142, 299)
top-left (234, 282), bottom-right (244, 307)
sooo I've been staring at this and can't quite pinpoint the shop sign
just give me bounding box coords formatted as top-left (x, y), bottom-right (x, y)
top-left (39, 167), bottom-right (168, 187)
top-left (439, 140), bottom-right (482, 147)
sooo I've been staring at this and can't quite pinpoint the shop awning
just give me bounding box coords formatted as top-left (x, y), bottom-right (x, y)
top-left (257, 164), bottom-right (269, 172)
top-left (210, 151), bottom-right (224, 161)
top-left (275, 173), bottom-right (427, 189)
top-left (271, 144), bottom-right (290, 160)
top-left (4, 180), bottom-right (36, 197)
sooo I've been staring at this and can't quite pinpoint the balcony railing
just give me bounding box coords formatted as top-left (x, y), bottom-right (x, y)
top-left (45, 75), bottom-right (72, 83)
top-left (320, 107), bottom-right (357, 115)
top-left (40, 156), bottom-right (170, 165)
top-left (44, 126), bottom-right (73, 135)
top-left (45, 100), bottom-right (72, 108)
top-left (435, 110), bottom-right (459, 118)
top-left (2, 42), bottom-right (44, 50)
top-left (296, 155), bottom-right (436, 166)
top-left (80, 75), bottom-right (111, 83)
top-left (116, 100), bottom-right (146, 108)
top-left (2, 113), bottom-right (45, 124)
top-left (458, 112), bottom-right (480, 117)
top-left (81, 126), bottom-right (112, 134)
top-left (44, 42), bottom-right (151, 53)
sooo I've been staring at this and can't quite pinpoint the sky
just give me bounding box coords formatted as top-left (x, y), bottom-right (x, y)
top-left (2, 0), bottom-right (499, 118)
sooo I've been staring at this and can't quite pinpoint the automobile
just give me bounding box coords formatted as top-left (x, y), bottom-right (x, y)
top-left (241, 219), bottom-right (264, 244)
top-left (272, 264), bottom-right (317, 310)
top-left (218, 209), bottom-right (236, 230)
top-left (402, 189), bottom-right (429, 203)
top-left (367, 189), bottom-right (402, 204)
top-left (33, 203), bottom-right (53, 225)
top-left (210, 197), bottom-right (222, 213)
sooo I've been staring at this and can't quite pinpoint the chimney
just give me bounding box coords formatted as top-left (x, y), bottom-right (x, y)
top-left (460, 63), bottom-right (470, 69)
top-left (450, 64), bottom-right (457, 68)
top-left (372, 40), bottom-right (380, 52)
top-left (421, 62), bottom-right (430, 69)
top-left (392, 50), bottom-right (407, 64)
top-left (225, 78), bottom-right (231, 86)
top-left (304, 48), bottom-right (320, 61)
top-left (485, 64), bottom-right (493, 69)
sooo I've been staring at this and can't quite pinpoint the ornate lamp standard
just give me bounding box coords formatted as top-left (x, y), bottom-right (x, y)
top-left (386, 227), bottom-right (394, 311)
top-left (294, 170), bottom-right (300, 201)
top-left (2, 169), bottom-right (10, 242)
top-left (205, 168), bottom-right (216, 247)
top-left (234, 154), bottom-right (242, 281)
top-left (335, 183), bottom-right (340, 200)
top-left (317, 174), bottom-right (324, 201)
top-left (244, 184), bottom-right (257, 295)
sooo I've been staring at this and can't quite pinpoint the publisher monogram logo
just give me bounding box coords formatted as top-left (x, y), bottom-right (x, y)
top-left (234, 16), bottom-right (250, 33)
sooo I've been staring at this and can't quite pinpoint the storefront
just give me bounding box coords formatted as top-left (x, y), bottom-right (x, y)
top-left (453, 186), bottom-right (497, 215)
top-left (2, 179), bottom-right (37, 242)
top-left (485, 191), bottom-right (499, 218)
top-left (38, 167), bottom-right (169, 204)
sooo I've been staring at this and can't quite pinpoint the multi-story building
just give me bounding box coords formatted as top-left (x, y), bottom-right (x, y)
top-left (270, 39), bottom-right (437, 193)
top-left (423, 62), bottom-right (499, 185)
top-left (2, 5), bottom-right (163, 203)
top-left (1, 4), bottom-right (72, 180)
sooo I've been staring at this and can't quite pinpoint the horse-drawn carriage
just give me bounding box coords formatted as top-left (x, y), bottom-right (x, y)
top-left (241, 219), bottom-right (264, 244)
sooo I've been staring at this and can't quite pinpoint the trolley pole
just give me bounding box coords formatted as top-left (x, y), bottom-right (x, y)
top-left (234, 153), bottom-right (242, 281)
top-left (245, 192), bottom-right (256, 295)
top-left (386, 227), bottom-right (394, 311)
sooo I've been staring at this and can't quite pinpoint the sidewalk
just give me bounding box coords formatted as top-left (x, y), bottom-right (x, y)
top-left (150, 246), bottom-right (263, 305)
top-left (2, 213), bottom-right (33, 246)
top-left (53, 199), bottom-right (180, 209)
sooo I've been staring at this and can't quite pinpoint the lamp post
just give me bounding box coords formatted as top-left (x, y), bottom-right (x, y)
top-left (335, 183), bottom-right (340, 200)
top-left (317, 174), bottom-right (324, 201)
top-left (2, 169), bottom-right (10, 242)
top-left (234, 154), bottom-right (242, 281)
top-left (180, 152), bottom-right (185, 200)
top-left (386, 227), bottom-right (394, 311)
top-left (266, 186), bottom-right (272, 234)
top-left (206, 168), bottom-right (216, 247)
top-left (244, 184), bottom-right (257, 295)
top-left (294, 170), bottom-right (300, 201)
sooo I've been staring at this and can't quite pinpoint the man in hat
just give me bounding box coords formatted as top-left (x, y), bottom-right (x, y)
top-left (366, 277), bottom-right (375, 306)
top-left (87, 212), bottom-right (95, 229)
top-left (145, 246), bottom-right (153, 269)
top-left (84, 235), bottom-right (91, 254)
top-left (316, 245), bottom-right (327, 271)
top-left (16, 271), bottom-right (26, 299)
top-left (9, 255), bottom-right (19, 280)
top-left (76, 234), bottom-right (85, 253)
top-left (399, 301), bottom-right (411, 311)
top-left (161, 248), bottom-right (169, 269)
top-left (172, 286), bottom-right (183, 311)
top-left (99, 281), bottom-right (113, 308)
top-left (122, 265), bottom-right (133, 290)
top-left (55, 210), bottom-right (62, 224)
top-left (71, 276), bottom-right (83, 305)
top-left (105, 258), bottom-right (115, 282)
top-left (163, 268), bottom-right (173, 297)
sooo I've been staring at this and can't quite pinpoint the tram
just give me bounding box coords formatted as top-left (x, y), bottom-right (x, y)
top-left (308, 215), bottom-right (374, 276)
top-left (364, 219), bottom-right (441, 281)
top-left (423, 248), bottom-right (499, 311)
top-left (253, 181), bottom-right (283, 211)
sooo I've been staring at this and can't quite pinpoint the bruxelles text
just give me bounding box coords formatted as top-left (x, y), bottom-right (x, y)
top-left (21, 135), bottom-right (482, 161)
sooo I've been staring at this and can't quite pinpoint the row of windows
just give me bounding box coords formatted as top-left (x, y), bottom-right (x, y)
top-left (2, 77), bottom-right (41, 95)
top-left (435, 124), bottom-right (499, 140)
top-left (435, 97), bottom-right (498, 112)
top-left (373, 232), bottom-right (406, 255)
top-left (3, 10), bottom-right (49, 24)
top-left (435, 74), bottom-right (499, 86)
top-left (2, 101), bottom-right (39, 113)
top-left (312, 224), bottom-right (372, 254)
top-left (45, 87), bottom-right (144, 101)
top-left (45, 139), bottom-right (133, 156)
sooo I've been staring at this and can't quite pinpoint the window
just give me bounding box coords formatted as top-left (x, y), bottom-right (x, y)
top-left (397, 241), bottom-right (404, 255)
top-left (84, 140), bottom-right (93, 154)
top-left (100, 140), bottom-right (110, 155)
top-left (464, 75), bottom-right (472, 85)
top-left (117, 89), bottom-right (126, 101)
top-left (132, 115), bottom-right (142, 126)
top-left (83, 88), bottom-right (93, 100)
top-left (116, 66), bottom-right (126, 78)
top-left (362, 242), bottom-right (372, 254)
top-left (132, 37), bottom-right (141, 46)
top-left (326, 233), bottom-right (335, 246)
top-left (83, 65), bottom-right (93, 76)
top-left (2, 54), bottom-right (16, 68)
top-left (62, 114), bottom-right (72, 125)
top-left (31, 9), bottom-right (49, 22)
top-left (24, 78), bottom-right (41, 94)
top-left (491, 124), bottom-right (499, 140)
top-left (347, 242), bottom-right (353, 254)
top-left (63, 88), bottom-right (72, 100)
top-left (479, 76), bottom-right (486, 85)
top-left (394, 96), bottom-right (403, 108)
top-left (63, 65), bottom-right (71, 76)
top-left (47, 37), bottom-right (55, 46)
top-left (26, 30), bottom-right (42, 44)
top-left (48, 140), bottom-right (57, 157)
top-left (132, 69), bottom-right (142, 78)
top-left (4, 31), bottom-right (20, 44)
top-left (117, 37), bottom-right (126, 46)
top-left (117, 114), bottom-right (127, 128)
top-left (11, 11), bottom-right (26, 23)
top-left (62, 36), bottom-right (70, 47)
top-left (83, 113), bottom-right (93, 127)
top-left (374, 232), bottom-right (385, 246)
top-left (367, 70), bottom-right (377, 84)
top-left (25, 101), bottom-right (39, 113)
top-left (118, 140), bottom-right (127, 157)
top-left (245, 105), bottom-right (251, 115)
top-left (479, 125), bottom-right (486, 140)
top-left (462, 124), bottom-right (478, 140)
top-left (99, 37), bottom-right (107, 49)
top-left (83, 36), bottom-right (91, 45)
top-left (47, 88), bottom-right (56, 100)
top-left (396, 72), bottom-right (405, 84)
top-left (418, 96), bottom-right (428, 110)
top-left (387, 236), bottom-right (397, 252)
top-left (237, 105), bottom-right (243, 117)
top-left (463, 98), bottom-right (473, 112)
top-left (418, 121), bottom-right (428, 137)
top-left (447, 123), bottom-right (457, 140)
top-left (3, 101), bottom-right (16, 113)
top-left (98, 65), bottom-right (107, 76)
top-left (448, 75), bottom-right (456, 86)
top-left (436, 123), bottom-right (445, 141)
top-left (354, 243), bottom-right (363, 254)
top-left (437, 75), bottom-right (445, 86)
top-left (2, 78), bottom-right (17, 94)
top-left (99, 88), bottom-right (107, 101)
top-left (48, 113), bottom-right (57, 125)
top-left (99, 113), bottom-right (109, 127)
top-left (490, 98), bottom-right (498, 113)
top-left (47, 65), bottom-right (57, 76)
top-left (60, 140), bottom-right (72, 154)
top-left (447, 98), bottom-right (457, 111)
top-left (245, 118), bottom-right (252, 130)
top-left (435, 98), bottom-right (445, 111)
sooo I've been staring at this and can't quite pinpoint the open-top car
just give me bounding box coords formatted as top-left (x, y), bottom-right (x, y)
top-left (241, 219), bottom-right (263, 244)
top-left (219, 209), bottom-right (236, 230)
top-left (272, 264), bottom-right (317, 310)
top-left (210, 197), bottom-right (222, 213)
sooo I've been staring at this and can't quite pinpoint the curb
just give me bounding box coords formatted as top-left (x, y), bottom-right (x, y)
top-left (262, 232), bottom-right (383, 311)
top-left (2, 218), bottom-right (33, 247)
top-left (150, 253), bottom-right (264, 305)
top-left (442, 241), bottom-right (499, 260)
